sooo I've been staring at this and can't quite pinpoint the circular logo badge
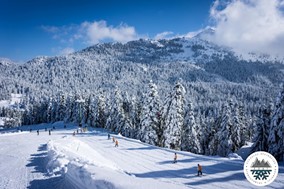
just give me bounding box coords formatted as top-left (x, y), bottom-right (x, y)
top-left (244, 151), bottom-right (278, 186)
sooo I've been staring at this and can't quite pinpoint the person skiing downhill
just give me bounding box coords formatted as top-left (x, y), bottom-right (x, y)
top-left (173, 153), bottom-right (177, 163)
top-left (37, 130), bottom-right (39, 135)
top-left (108, 133), bottom-right (110, 140)
top-left (112, 137), bottom-right (115, 143)
top-left (115, 140), bottom-right (119, 147)
top-left (197, 164), bottom-right (203, 176)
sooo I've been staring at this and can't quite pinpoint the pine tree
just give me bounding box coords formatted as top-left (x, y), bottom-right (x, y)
top-left (95, 91), bottom-right (107, 128)
top-left (106, 87), bottom-right (125, 132)
top-left (268, 84), bottom-right (284, 161)
top-left (251, 105), bottom-right (271, 152)
top-left (181, 101), bottom-right (202, 153)
top-left (230, 100), bottom-right (242, 152)
top-left (57, 92), bottom-right (66, 121)
top-left (140, 81), bottom-right (161, 145)
top-left (163, 81), bottom-right (186, 150)
top-left (217, 102), bottom-right (233, 157)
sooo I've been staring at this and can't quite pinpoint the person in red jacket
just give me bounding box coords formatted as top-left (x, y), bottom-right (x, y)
top-left (115, 140), bottom-right (119, 147)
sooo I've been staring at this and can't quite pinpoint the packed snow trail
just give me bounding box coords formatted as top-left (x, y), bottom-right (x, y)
top-left (0, 123), bottom-right (284, 189)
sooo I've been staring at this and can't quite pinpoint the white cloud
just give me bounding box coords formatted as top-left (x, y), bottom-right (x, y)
top-left (154, 31), bottom-right (174, 40)
top-left (81, 21), bottom-right (138, 44)
top-left (42, 20), bottom-right (139, 45)
top-left (59, 47), bottom-right (75, 55)
top-left (208, 0), bottom-right (284, 55)
top-left (184, 29), bottom-right (204, 38)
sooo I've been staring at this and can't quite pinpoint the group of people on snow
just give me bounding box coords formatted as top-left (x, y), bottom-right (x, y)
top-left (173, 153), bottom-right (203, 176)
top-left (108, 134), bottom-right (119, 147)
top-left (107, 133), bottom-right (203, 176)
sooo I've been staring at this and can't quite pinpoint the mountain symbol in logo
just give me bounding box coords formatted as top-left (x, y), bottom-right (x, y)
top-left (251, 158), bottom-right (271, 168)
top-left (250, 158), bottom-right (272, 180)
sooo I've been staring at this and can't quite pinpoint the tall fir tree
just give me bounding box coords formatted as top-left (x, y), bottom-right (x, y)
top-left (95, 91), bottom-right (107, 128)
top-left (251, 105), bottom-right (271, 152)
top-left (230, 101), bottom-right (242, 152)
top-left (217, 102), bottom-right (233, 157)
top-left (140, 81), bottom-right (161, 145)
top-left (268, 84), bottom-right (284, 161)
top-left (163, 81), bottom-right (186, 150)
top-left (106, 87), bottom-right (125, 133)
top-left (181, 102), bottom-right (202, 153)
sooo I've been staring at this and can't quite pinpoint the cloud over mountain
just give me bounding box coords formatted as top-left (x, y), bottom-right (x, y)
top-left (208, 0), bottom-right (284, 56)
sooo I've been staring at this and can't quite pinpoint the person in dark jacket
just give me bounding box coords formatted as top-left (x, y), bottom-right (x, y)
top-left (197, 164), bottom-right (203, 176)
top-left (173, 153), bottom-right (177, 163)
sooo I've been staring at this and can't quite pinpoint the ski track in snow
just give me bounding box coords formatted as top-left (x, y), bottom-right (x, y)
top-left (0, 124), bottom-right (283, 189)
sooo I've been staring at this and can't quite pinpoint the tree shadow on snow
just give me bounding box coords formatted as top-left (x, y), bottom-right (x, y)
top-left (158, 158), bottom-right (201, 165)
top-left (185, 172), bottom-right (245, 186)
top-left (26, 144), bottom-right (48, 174)
top-left (133, 167), bottom-right (196, 179)
top-left (134, 161), bottom-right (244, 182)
top-left (25, 144), bottom-right (78, 189)
top-left (125, 146), bottom-right (156, 151)
top-left (27, 175), bottom-right (79, 189)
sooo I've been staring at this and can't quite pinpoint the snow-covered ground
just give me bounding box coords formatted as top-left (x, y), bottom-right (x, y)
top-left (0, 122), bottom-right (283, 189)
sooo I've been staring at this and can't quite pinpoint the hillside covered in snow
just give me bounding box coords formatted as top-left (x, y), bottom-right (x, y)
top-left (0, 122), bottom-right (283, 189)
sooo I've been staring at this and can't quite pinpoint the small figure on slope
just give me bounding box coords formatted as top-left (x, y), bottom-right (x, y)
top-left (49, 130), bottom-right (51, 135)
top-left (37, 130), bottom-right (39, 135)
top-left (197, 164), bottom-right (202, 176)
top-left (173, 153), bottom-right (177, 163)
top-left (112, 137), bottom-right (115, 143)
top-left (115, 140), bottom-right (119, 147)
top-left (108, 133), bottom-right (110, 140)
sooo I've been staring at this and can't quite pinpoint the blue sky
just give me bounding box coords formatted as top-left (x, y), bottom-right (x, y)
top-left (0, 0), bottom-right (213, 62)
top-left (1, 0), bottom-right (284, 62)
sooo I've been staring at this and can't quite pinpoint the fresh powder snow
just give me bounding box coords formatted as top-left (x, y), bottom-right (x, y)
top-left (0, 122), bottom-right (283, 189)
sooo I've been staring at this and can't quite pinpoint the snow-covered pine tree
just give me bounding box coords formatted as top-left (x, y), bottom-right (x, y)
top-left (251, 105), bottom-right (271, 152)
top-left (230, 100), bottom-right (242, 152)
top-left (120, 92), bottom-right (134, 137)
top-left (238, 103), bottom-right (246, 147)
top-left (86, 94), bottom-right (95, 127)
top-left (217, 102), bottom-right (233, 157)
top-left (268, 84), bottom-right (284, 161)
top-left (106, 87), bottom-right (125, 132)
top-left (181, 101), bottom-right (202, 153)
top-left (74, 94), bottom-right (85, 124)
top-left (65, 95), bottom-right (75, 123)
top-left (132, 94), bottom-right (143, 139)
top-left (94, 91), bottom-right (107, 128)
top-left (140, 81), bottom-right (161, 145)
top-left (163, 81), bottom-right (186, 150)
top-left (57, 92), bottom-right (66, 122)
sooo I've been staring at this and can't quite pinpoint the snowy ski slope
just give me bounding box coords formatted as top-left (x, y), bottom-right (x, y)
top-left (0, 122), bottom-right (283, 189)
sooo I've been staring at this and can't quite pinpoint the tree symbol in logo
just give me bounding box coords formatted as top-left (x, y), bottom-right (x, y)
top-left (251, 158), bottom-right (272, 180)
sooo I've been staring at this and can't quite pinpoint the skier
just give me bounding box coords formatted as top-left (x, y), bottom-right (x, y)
top-left (197, 164), bottom-right (203, 176)
top-left (115, 140), bottom-right (119, 147)
top-left (108, 133), bottom-right (110, 140)
top-left (37, 130), bottom-right (39, 135)
top-left (173, 153), bottom-right (177, 163)
top-left (73, 131), bottom-right (76, 136)
top-left (49, 130), bottom-right (51, 135)
top-left (112, 137), bottom-right (115, 143)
